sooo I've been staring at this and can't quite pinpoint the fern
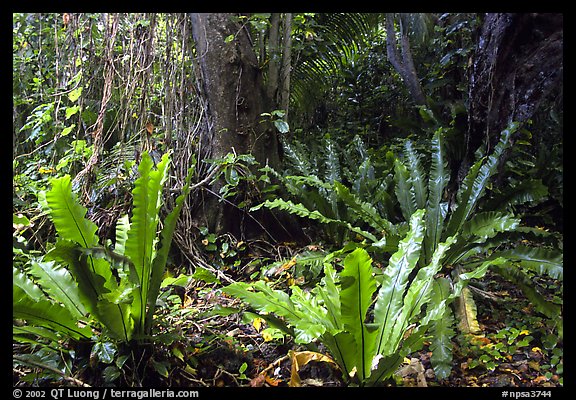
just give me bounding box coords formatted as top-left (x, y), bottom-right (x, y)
top-left (251, 198), bottom-right (377, 242)
top-left (445, 122), bottom-right (519, 238)
top-left (428, 278), bottom-right (454, 380)
top-left (423, 129), bottom-right (450, 263)
top-left (225, 209), bottom-right (466, 386)
top-left (15, 151), bottom-right (196, 344)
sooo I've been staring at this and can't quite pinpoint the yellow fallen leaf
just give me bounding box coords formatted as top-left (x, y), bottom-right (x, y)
top-left (261, 330), bottom-right (273, 342)
top-left (275, 257), bottom-right (297, 276)
top-left (252, 317), bottom-right (265, 332)
top-left (288, 350), bottom-right (337, 387)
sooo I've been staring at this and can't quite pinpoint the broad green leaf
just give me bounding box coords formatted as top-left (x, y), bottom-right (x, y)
top-left (13, 213), bottom-right (30, 227)
top-left (424, 129), bottom-right (450, 264)
top-left (484, 178), bottom-right (548, 211)
top-left (445, 122), bottom-right (518, 238)
top-left (394, 159), bottom-right (416, 221)
top-left (66, 105), bottom-right (80, 119)
top-left (92, 341), bottom-right (118, 364)
top-left (334, 181), bottom-right (395, 234)
top-left (274, 120), bottom-right (290, 133)
top-left (321, 331), bottom-right (357, 380)
top-left (428, 277), bottom-right (455, 380)
top-left (396, 235), bottom-right (457, 342)
top-left (61, 124), bottom-right (76, 136)
top-left (145, 156), bottom-right (196, 331)
top-left (493, 265), bottom-right (562, 319)
top-left (324, 138), bottom-right (341, 184)
top-left (114, 214), bottom-right (130, 255)
top-left (252, 198), bottom-right (377, 241)
top-left (125, 151), bottom-right (171, 332)
top-left (367, 352), bottom-right (405, 385)
top-left (28, 260), bottom-right (86, 318)
top-left (68, 86), bottom-right (83, 102)
top-left (13, 325), bottom-right (62, 345)
top-left (404, 140), bottom-right (427, 211)
top-left (339, 248), bottom-right (377, 382)
top-left (46, 240), bottom-right (131, 341)
top-left (373, 209), bottom-right (425, 356)
top-left (462, 211), bottom-right (520, 239)
top-left (13, 286), bottom-right (92, 340)
top-left (223, 281), bottom-right (301, 322)
top-left (490, 246), bottom-right (562, 280)
top-left (290, 286), bottom-right (329, 340)
top-left (44, 175), bottom-right (99, 248)
top-left (452, 257), bottom-right (508, 298)
top-left (191, 267), bottom-right (218, 284)
top-left (315, 262), bottom-right (342, 332)
top-left (13, 267), bottom-right (44, 302)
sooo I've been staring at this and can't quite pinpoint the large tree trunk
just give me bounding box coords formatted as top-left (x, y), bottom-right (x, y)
top-left (190, 13), bottom-right (281, 235)
top-left (461, 13), bottom-right (563, 180)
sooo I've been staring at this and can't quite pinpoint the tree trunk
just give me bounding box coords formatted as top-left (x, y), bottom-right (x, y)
top-left (461, 13), bottom-right (563, 180)
top-left (279, 13), bottom-right (293, 120)
top-left (385, 13), bottom-right (427, 107)
top-left (190, 13), bottom-right (281, 235)
top-left (266, 13), bottom-right (281, 102)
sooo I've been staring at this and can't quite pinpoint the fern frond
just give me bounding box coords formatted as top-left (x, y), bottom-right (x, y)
top-left (13, 286), bottom-right (93, 340)
top-left (124, 151), bottom-right (171, 332)
top-left (373, 209), bottom-right (425, 356)
top-left (394, 159), bottom-right (416, 221)
top-left (252, 198), bottom-right (377, 241)
top-left (145, 157), bottom-right (196, 331)
top-left (428, 277), bottom-right (455, 380)
top-left (424, 129), bottom-right (450, 264)
top-left (404, 140), bottom-right (427, 210)
top-left (27, 260), bottom-right (86, 319)
top-left (445, 122), bottom-right (518, 238)
top-left (44, 175), bottom-right (99, 248)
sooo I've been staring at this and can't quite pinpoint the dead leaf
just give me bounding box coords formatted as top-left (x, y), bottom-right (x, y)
top-left (249, 374), bottom-right (266, 387)
top-left (454, 287), bottom-right (481, 334)
top-left (533, 375), bottom-right (549, 384)
top-left (181, 293), bottom-right (193, 308)
top-left (275, 257), bottom-right (297, 276)
top-left (146, 121), bottom-right (154, 135)
top-left (264, 374), bottom-right (282, 386)
top-left (397, 357), bottom-right (427, 387)
top-left (288, 350), bottom-right (338, 387)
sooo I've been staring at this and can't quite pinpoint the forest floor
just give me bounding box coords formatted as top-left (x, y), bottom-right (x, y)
top-left (143, 243), bottom-right (564, 388)
top-left (13, 242), bottom-right (563, 388)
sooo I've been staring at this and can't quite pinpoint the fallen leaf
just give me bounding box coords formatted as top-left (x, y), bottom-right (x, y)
top-left (264, 374), bottom-right (282, 386)
top-left (275, 257), bottom-right (297, 276)
top-left (397, 358), bottom-right (427, 387)
top-left (533, 375), bottom-right (549, 384)
top-left (252, 317), bottom-right (265, 332)
top-left (288, 350), bottom-right (338, 387)
top-left (249, 374), bottom-right (266, 387)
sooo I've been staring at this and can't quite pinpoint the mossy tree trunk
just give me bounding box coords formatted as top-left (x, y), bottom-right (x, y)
top-left (460, 13), bottom-right (563, 181)
top-left (190, 13), bottom-right (281, 236)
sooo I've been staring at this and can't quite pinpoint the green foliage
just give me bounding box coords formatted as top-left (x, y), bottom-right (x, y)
top-left (14, 151), bottom-right (196, 344)
top-left (224, 210), bottom-right (501, 385)
top-left (254, 122), bottom-right (562, 381)
top-left (390, 123), bottom-right (563, 378)
top-left (255, 135), bottom-right (400, 246)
